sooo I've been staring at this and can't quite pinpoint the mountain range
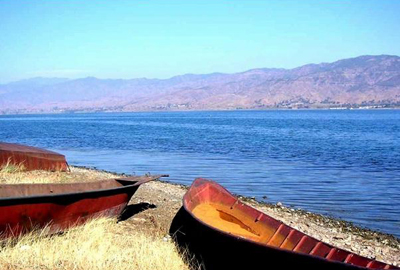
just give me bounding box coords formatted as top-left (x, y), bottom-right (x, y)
top-left (1, 55), bottom-right (399, 114)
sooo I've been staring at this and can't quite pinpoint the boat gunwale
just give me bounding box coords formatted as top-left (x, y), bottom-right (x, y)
top-left (0, 176), bottom-right (161, 205)
top-left (182, 178), bottom-right (395, 270)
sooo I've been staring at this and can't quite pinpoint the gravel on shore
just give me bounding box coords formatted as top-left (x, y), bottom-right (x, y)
top-left (126, 171), bottom-right (400, 267)
top-left (1, 166), bottom-right (399, 267)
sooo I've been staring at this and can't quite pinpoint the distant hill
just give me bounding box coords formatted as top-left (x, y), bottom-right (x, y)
top-left (1, 55), bottom-right (400, 114)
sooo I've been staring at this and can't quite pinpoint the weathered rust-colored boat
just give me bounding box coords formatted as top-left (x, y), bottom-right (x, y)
top-left (0, 142), bottom-right (68, 171)
top-left (0, 175), bottom-right (166, 237)
top-left (170, 178), bottom-right (399, 270)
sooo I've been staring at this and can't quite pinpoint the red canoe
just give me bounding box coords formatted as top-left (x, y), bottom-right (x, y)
top-left (0, 175), bottom-right (165, 237)
top-left (170, 178), bottom-right (399, 270)
top-left (0, 142), bottom-right (68, 171)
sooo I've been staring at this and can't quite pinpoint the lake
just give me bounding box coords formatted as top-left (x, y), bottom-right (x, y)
top-left (0, 110), bottom-right (399, 238)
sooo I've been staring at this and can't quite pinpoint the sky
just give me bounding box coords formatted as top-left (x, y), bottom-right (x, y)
top-left (0, 0), bottom-right (400, 84)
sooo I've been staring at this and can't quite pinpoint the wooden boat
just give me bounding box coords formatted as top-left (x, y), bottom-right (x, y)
top-left (0, 174), bottom-right (166, 237)
top-left (170, 178), bottom-right (399, 270)
top-left (0, 142), bottom-right (68, 171)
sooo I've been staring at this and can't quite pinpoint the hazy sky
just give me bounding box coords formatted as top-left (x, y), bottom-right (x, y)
top-left (1, 0), bottom-right (399, 83)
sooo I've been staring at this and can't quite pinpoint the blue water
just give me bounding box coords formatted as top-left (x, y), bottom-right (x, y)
top-left (0, 110), bottom-right (399, 238)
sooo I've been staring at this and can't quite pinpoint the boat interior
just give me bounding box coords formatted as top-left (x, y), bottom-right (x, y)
top-left (187, 179), bottom-right (397, 269)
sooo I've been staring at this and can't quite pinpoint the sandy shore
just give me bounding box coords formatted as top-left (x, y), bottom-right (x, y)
top-left (1, 166), bottom-right (399, 267)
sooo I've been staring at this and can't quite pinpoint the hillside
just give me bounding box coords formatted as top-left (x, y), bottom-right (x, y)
top-left (1, 55), bottom-right (399, 114)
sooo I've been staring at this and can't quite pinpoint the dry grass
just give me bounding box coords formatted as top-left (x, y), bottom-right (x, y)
top-left (0, 159), bottom-right (25, 174)
top-left (0, 218), bottom-right (191, 270)
top-left (0, 167), bottom-right (192, 270)
top-left (0, 166), bottom-right (116, 184)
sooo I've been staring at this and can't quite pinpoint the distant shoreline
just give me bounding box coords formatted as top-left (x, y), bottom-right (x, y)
top-left (1, 106), bottom-right (399, 116)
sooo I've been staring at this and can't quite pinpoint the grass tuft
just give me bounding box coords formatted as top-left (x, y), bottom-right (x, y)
top-left (0, 217), bottom-right (191, 270)
top-left (0, 158), bottom-right (25, 174)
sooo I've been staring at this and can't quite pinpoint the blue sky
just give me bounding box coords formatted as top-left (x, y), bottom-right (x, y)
top-left (1, 0), bottom-right (399, 83)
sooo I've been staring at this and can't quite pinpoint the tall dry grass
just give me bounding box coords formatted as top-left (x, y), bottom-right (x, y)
top-left (0, 167), bottom-right (193, 270)
top-left (0, 166), bottom-right (115, 184)
top-left (0, 158), bottom-right (25, 174)
top-left (0, 218), bottom-right (191, 270)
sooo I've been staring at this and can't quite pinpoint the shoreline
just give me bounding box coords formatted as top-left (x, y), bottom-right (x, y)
top-left (76, 166), bottom-right (400, 242)
top-left (1, 107), bottom-right (399, 116)
top-left (74, 165), bottom-right (400, 265)
top-left (75, 165), bottom-right (400, 242)
top-left (237, 195), bottom-right (400, 247)
top-left (137, 177), bottom-right (400, 266)
top-left (0, 166), bottom-right (399, 267)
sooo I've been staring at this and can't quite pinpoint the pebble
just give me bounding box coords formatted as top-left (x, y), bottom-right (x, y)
top-left (132, 218), bottom-right (146, 222)
top-left (163, 235), bottom-right (172, 242)
top-left (20, 245), bottom-right (30, 251)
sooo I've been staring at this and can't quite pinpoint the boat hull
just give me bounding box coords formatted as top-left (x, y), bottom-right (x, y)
top-left (0, 175), bottom-right (163, 237)
top-left (0, 142), bottom-right (68, 171)
top-left (170, 178), bottom-right (398, 270)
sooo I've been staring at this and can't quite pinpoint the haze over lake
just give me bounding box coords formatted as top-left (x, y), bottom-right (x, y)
top-left (0, 110), bottom-right (399, 238)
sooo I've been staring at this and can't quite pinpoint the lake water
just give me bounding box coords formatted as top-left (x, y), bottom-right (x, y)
top-left (0, 110), bottom-right (399, 238)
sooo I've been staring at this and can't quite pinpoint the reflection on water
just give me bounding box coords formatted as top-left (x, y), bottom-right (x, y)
top-left (0, 110), bottom-right (399, 238)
